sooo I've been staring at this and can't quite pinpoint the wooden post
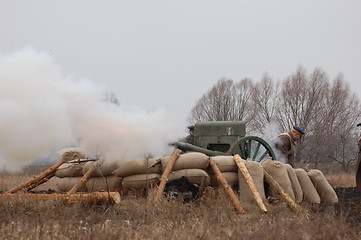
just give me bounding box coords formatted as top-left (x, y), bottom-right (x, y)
top-left (68, 158), bottom-right (105, 194)
top-left (234, 155), bottom-right (267, 213)
top-left (6, 160), bottom-right (65, 194)
top-left (4, 192), bottom-right (121, 204)
top-left (209, 159), bottom-right (245, 214)
top-left (153, 149), bottom-right (181, 203)
top-left (263, 169), bottom-right (303, 213)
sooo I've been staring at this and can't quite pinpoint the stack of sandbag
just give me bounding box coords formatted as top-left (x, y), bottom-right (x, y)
top-left (285, 164), bottom-right (303, 203)
top-left (55, 159), bottom-right (121, 192)
top-left (294, 168), bottom-right (321, 204)
top-left (210, 156), bottom-right (266, 203)
top-left (113, 158), bottom-right (162, 189)
top-left (57, 148), bottom-right (87, 162)
top-left (307, 169), bottom-right (338, 204)
top-left (83, 161), bottom-right (121, 192)
top-left (262, 158), bottom-right (296, 202)
top-left (162, 152), bottom-right (211, 190)
top-left (238, 160), bottom-right (266, 203)
top-left (55, 162), bottom-right (85, 178)
top-left (55, 149), bottom-right (87, 192)
top-left (209, 156), bottom-right (238, 187)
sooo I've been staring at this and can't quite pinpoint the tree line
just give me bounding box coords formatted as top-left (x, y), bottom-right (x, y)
top-left (189, 66), bottom-right (361, 171)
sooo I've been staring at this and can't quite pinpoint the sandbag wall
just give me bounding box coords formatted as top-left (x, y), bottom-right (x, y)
top-left (54, 148), bottom-right (122, 193)
top-left (262, 158), bottom-right (338, 205)
top-left (113, 152), bottom-right (212, 193)
top-left (54, 148), bottom-right (338, 205)
top-left (209, 156), bottom-right (266, 203)
top-left (207, 156), bottom-right (338, 205)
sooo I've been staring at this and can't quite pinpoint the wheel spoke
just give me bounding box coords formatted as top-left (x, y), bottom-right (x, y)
top-left (257, 151), bottom-right (268, 162)
top-left (229, 136), bottom-right (276, 161)
top-left (239, 143), bottom-right (246, 159)
top-left (252, 142), bottom-right (261, 160)
top-left (248, 140), bottom-right (252, 159)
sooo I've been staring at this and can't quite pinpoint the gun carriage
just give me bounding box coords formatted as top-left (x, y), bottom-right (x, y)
top-left (173, 121), bottom-right (276, 161)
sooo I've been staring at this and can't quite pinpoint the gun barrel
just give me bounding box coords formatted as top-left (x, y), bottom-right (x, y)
top-left (172, 141), bottom-right (228, 156)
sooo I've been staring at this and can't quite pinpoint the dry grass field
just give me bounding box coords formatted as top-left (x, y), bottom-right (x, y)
top-left (1, 166), bottom-right (361, 240)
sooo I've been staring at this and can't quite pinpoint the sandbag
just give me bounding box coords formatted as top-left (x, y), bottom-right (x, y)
top-left (55, 177), bottom-right (86, 192)
top-left (82, 161), bottom-right (119, 177)
top-left (162, 152), bottom-right (209, 171)
top-left (168, 169), bottom-right (211, 187)
top-left (55, 162), bottom-right (85, 178)
top-left (122, 173), bottom-right (160, 189)
top-left (86, 176), bottom-right (122, 192)
top-left (57, 148), bottom-right (86, 162)
top-left (112, 158), bottom-right (162, 177)
top-left (262, 159), bottom-right (295, 201)
top-left (238, 160), bottom-right (266, 203)
top-left (307, 169), bottom-right (338, 204)
top-left (294, 168), bottom-right (321, 204)
top-left (210, 172), bottom-right (238, 187)
top-left (210, 156), bottom-right (237, 172)
top-left (285, 164), bottom-right (303, 203)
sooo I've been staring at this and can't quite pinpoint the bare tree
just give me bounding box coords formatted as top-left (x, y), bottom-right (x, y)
top-left (189, 78), bottom-right (234, 122)
top-left (233, 78), bottom-right (255, 130)
top-left (275, 66), bottom-right (330, 163)
top-left (314, 74), bottom-right (361, 170)
top-left (189, 78), bottom-right (254, 124)
top-left (251, 74), bottom-right (280, 134)
top-left (276, 66), bottom-right (308, 130)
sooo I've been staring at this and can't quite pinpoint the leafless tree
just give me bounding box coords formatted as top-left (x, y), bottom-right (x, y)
top-left (188, 66), bottom-right (361, 170)
top-left (314, 74), bottom-right (361, 170)
top-left (189, 78), bottom-right (254, 125)
top-left (251, 74), bottom-right (280, 134)
top-left (275, 66), bottom-right (330, 163)
top-left (189, 78), bottom-right (234, 122)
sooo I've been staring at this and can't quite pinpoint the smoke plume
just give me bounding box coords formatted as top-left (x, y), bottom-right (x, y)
top-left (0, 47), bottom-right (180, 172)
top-left (254, 122), bottom-right (288, 163)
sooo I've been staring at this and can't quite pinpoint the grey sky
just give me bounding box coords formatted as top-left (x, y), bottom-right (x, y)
top-left (1, 0), bottom-right (361, 127)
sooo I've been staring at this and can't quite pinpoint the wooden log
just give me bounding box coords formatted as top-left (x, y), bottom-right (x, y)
top-left (153, 149), bottom-right (181, 203)
top-left (68, 158), bottom-right (105, 194)
top-left (3, 192), bottom-right (121, 204)
top-left (6, 161), bottom-right (65, 194)
top-left (234, 155), bottom-right (267, 213)
top-left (209, 159), bottom-right (245, 214)
top-left (263, 169), bottom-right (303, 213)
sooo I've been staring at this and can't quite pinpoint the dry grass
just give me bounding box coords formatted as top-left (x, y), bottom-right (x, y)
top-left (1, 166), bottom-right (361, 240)
top-left (327, 172), bottom-right (356, 188)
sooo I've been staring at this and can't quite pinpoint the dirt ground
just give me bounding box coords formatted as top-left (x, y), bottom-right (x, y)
top-left (335, 187), bottom-right (361, 223)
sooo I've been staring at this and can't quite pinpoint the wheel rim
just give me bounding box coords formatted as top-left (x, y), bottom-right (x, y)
top-left (227, 136), bottom-right (276, 162)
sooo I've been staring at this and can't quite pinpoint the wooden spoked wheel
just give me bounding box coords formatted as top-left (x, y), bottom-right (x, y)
top-left (227, 136), bottom-right (276, 162)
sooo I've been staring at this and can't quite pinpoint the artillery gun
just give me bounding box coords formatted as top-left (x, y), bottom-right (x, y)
top-left (173, 121), bottom-right (276, 162)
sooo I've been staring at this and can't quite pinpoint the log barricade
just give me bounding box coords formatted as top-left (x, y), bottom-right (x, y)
top-left (6, 160), bottom-right (66, 194)
top-left (4, 192), bottom-right (121, 205)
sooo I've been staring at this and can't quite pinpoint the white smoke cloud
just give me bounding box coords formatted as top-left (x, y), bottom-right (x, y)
top-left (0, 47), bottom-right (181, 172)
top-left (254, 122), bottom-right (288, 163)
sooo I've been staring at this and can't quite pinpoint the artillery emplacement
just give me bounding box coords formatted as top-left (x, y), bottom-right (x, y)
top-left (2, 121), bottom-right (338, 214)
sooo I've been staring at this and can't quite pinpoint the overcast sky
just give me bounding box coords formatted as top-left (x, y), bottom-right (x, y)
top-left (1, 0), bottom-right (361, 127)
